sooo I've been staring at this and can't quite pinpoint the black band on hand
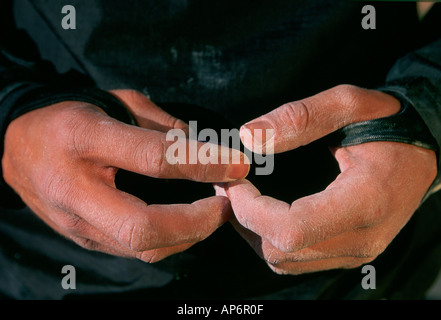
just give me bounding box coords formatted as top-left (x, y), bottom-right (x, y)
top-left (326, 97), bottom-right (439, 152)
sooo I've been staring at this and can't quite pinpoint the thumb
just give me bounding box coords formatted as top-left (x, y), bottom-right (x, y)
top-left (240, 85), bottom-right (401, 154)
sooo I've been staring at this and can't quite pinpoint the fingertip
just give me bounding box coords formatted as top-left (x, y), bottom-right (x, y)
top-left (239, 125), bottom-right (254, 151)
top-left (196, 195), bottom-right (232, 223)
top-left (222, 179), bottom-right (261, 202)
top-left (226, 162), bottom-right (250, 181)
top-left (225, 178), bottom-right (254, 189)
top-left (174, 119), bottom-right (190, 132)
top-left (240, 121), bottom-right (275, 154)
top-left (215, 145), bottom-right (250, 181)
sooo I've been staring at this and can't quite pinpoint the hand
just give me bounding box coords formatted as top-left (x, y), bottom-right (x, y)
top-left (217, 85), bottom-right (437, 275)
top-left (2, 89), bottom-right (249, 263)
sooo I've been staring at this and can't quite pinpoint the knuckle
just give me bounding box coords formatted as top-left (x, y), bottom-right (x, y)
top-left (274, 221), bottom-right (309, 253)
top-left (332, 84), bottom-right (363, 108)
top-left (137, 250), bottom-right (163, 264)
top-left (195, 161), bottom-right (217, 182)
top-left (53, 105), bottom-right (100, 157)
top-left (278, 101), bottom-right (310, 136)
top-left (133, 138), bottom-right (166, 177)
top-left (359, 239), bottom-right (389, 259)
top-left (117, 216), bottom-right (153, 252)
top-left (274, 234), bottom-right (298, 254)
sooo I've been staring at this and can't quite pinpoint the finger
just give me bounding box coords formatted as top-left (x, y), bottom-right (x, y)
top-left (234, 222), bottom-right (391, 264)
top-left (73, 108), bottom-right (249, 182)
top-left (67, 179), bottom-right (232, 252)
top-left (230, 221), bottom-right (372, 274)
top-left (110, 89), bottom-right (189, 132)
top-left (39, 206), bottom-right (196, 263)
top-left (230, 220), bottom-right (372, 274)
top-left (31, 193), bottom-right (200, 263)
top-left (239, 85), bottom-right (401, 153)
top-left (224, 171), bottom-right (380, 253)
top-left (67, 230), bottom-right (197, 263)
top-left (71, 237), bottom-right (196, 263)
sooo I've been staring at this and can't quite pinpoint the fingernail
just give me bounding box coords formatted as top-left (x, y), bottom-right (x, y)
top-left (242, 121), bottom-right (275, 147)
top-left (227, 163), bottom-right (250, 180)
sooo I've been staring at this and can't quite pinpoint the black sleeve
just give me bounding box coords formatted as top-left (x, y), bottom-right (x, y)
top-left (380, 37), bottom-right (441, 198)
top-left (0, 1), bottom-right (134, 208)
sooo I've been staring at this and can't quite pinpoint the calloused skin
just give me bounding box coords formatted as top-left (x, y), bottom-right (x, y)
top-left (2, 89), bottom-right (249, 263)
top-left (216, 85), bottom-right (437, 275)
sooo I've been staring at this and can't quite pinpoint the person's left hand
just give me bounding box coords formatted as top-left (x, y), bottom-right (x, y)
top-left (216, 85), bottom-right (437, 275)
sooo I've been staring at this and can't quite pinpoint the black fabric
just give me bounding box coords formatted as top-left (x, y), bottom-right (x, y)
top-left (328, 94), bottom-right (438, 151)
top-left (6, 86), bottom-right (135, 126)
top-left (1, 0), bottom-right (441, 299)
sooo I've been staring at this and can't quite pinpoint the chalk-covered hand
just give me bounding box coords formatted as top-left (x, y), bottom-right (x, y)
top-left (2, 89), bottom-right (249, 262)
top-left (217, 85), bottom-right (436, 274)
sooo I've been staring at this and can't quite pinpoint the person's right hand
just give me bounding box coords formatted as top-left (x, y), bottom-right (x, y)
top-left (2, 89), bottom-right (249, 263)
